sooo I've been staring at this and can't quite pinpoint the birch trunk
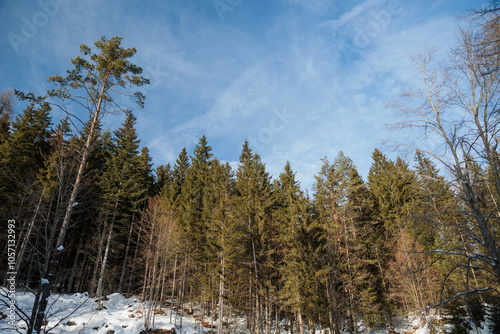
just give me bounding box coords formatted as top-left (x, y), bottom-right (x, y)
top-left (128, 222), bottom-right (142, 294)
top-left (252, 239), bottom-right (264, 334)
top-left (297, 310), bottom-right (304, 334)
top-left (96, 221), bottom-right (113, 310)
top-left (90, 218), bottom-right (106, 295)
top-left (170, 255), bottom-right (177, 324)
top-left (118, 216), bottom-right (134, 292)
top-left (179, 255), bottom-right (188, 330)
top-left (218, 253), bottom-right (225, 334)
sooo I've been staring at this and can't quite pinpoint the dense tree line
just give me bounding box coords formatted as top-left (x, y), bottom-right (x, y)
top-left (1, 10), bottom-right (500, 334)
top-left (2, 105), bottom-right (499, 332)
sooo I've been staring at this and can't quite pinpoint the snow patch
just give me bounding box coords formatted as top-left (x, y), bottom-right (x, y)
top-left (0, 288), bottom-right (493, 334)
top-left (0, 288), bottom-right (233, 333)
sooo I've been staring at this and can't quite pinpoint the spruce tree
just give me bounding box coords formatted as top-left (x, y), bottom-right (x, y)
top-left (367, 149), bottom-right (418, 325)
top-left (234, 140), bottom-right (273, 334)
top-left (275, 161), bottom-right (314, 334)
top-left (100, 111), bottom-right (146, 221)
top-left (0, 101), bottom-right (52, 234)
top-left (10, 117), bottom-right (69, 291)
top-left (96, 110), bottom-right (150, 297)
top-left (341, 162), bottom-right (380, 328)
top-left (175, 136), bottom-right (214, 305)
top-left (367, 149), bottom-right (395, 309)
top-left (179, 135), bottom-right (213, 256)
top-left (411, 151), bottom-right (446, 251)
top-left (155, 163), bottom-right (172, 195)
top-left (138, 146), bottom-right (155, 198)
top-left (168, 147), bottom-right (190, 206)
top-left (2, 101), bottom-right (52, 176)
top-left (0, 89), bottom-right (14, 144)
top-left (313, 152), bottom-right (378, 331)
top-left (204, 159), bottom-right (243, 333)
top-left (312, 156), bottom-right (341, 332)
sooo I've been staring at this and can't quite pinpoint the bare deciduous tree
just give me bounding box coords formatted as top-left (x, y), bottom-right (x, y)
top-left (388, 16), bottom-right (500, 295)
top-left (141, 197), bottom-right (184, 332)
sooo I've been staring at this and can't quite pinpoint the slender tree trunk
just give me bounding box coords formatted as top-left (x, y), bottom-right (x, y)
top-left (326, 283), bottom-right (334, 333)
top-left (143, 256), bottom-right (153, 327)
top-left (159, 251), bottom-right (169, 308)
top-left (179, 255), bottom-right (188, 330)
top-left (343, 218), bottom-right (357, 334)
top-left (96, 221), bottom-right (113, 310)
top-left (33, 73), bottom-right (110, 333)
top-left (218, 252), bottom-right (225, 334)
top-left (309, 319), bottom-right (315, 334)
top-left (152, 237), bottom-right (164, 329)
top-left (170, 255), bottom-right (177, 324)
top-left (265, 295), bottom-right (271, 334)
top-left (275, 302), bottom-right (280, 334)
top-left (27, 289), bottom-right (43, 334)
top-left (28, 189), bottom-right (62, 334)
top-left (66, 247), bottom-right (81, 293)
top-left (13, 189), bottom-right (44, 277)
top-left (24, 248), bottom-right (34, 293)
top-left (128, 221), bottom-right (142, 294)
top-left (96, 193), bottom-right (120, 307)
top-left (249, 275), bottom-right (254, 333)
top-left (89, 216), bottom-right (107, 295)
top-left (252, 239), bottom-right (264, 334)
top-left (145, 234), bottom-right (160, 331)
top-left (118, 216), bottom-right (134, 292)
top-left (79, 252), bottom-right (91, 293)
top-left (142, 219), bottom-right (156, 306)
top-left (297, 310), bottom-right (304, 334)
top-left (211, 289), bottom-right (216, 329)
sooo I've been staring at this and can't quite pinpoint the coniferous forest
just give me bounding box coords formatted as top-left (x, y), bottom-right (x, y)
top-left (2, 7), bottom-right (500, 334)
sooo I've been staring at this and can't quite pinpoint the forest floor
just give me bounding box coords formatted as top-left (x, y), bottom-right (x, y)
top-left (0, 288), bottom-right (492, 334)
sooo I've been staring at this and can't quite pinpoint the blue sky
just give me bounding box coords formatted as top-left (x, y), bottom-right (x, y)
top-left (0, 0), bottom-right (489, 191)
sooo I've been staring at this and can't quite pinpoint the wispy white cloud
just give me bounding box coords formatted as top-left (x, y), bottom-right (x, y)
top-left (278, 0), bottom-right (334, 13)
top-left (322, 0), bottom-right (383, 31)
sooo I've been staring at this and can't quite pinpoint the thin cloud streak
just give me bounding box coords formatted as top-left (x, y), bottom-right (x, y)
top-left (323, 0), bottom-right (383, 31)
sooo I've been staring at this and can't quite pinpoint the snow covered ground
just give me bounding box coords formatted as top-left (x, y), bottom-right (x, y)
top-left (0, 288), bottom-right (492, 334)
top-left (0, 288), bottom-right (229, 333)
